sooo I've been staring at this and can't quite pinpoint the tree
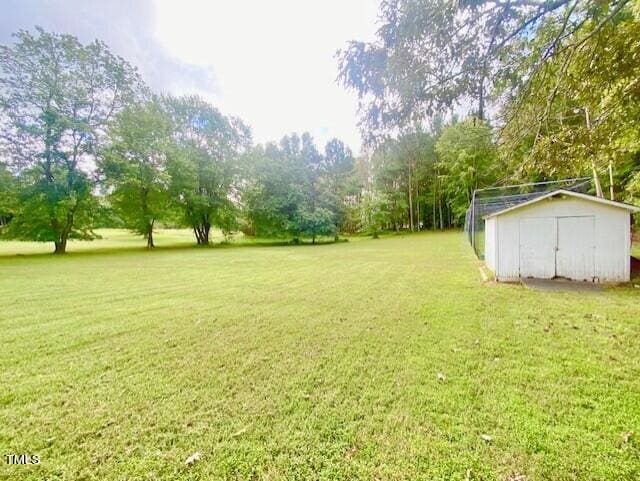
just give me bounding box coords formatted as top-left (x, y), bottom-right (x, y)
top-left (242, 133), bottom-right (355, 242)
top-left (323, 138), bottom-right (355, 235)
top-left (368, 130), bottom-right (439, 231)
top-left (163, 95), bottom-right (251, 245)
top-left (499, 2), bottom-right (640, 198)
top-left (242, 139), bottom-right (306, 239)
top-left (436, 119), bottom-right (498, 223)
top-left (0, 162), bottom-right (16, 228)
top-left (0, 28), bottom-right (145, 253)
top-left (362, 192), bottom-right (393, 238)
top-left (99, 101), bottom-right (173, 248)
top-left (337, 0), bottom-right (627, 142)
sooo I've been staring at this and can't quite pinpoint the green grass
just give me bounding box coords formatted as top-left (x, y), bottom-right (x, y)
top-left (0, 228), bottom-right (229, 256)
top-left (1, 231), bottom-right (639, 480)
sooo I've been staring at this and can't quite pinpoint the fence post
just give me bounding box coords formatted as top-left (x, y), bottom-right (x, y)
top-left (470, 190), bottom-right (476, 253)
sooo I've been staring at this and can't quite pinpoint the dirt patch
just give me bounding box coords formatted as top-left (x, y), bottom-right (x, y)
top-left (521, 278), bottom-right (604, 292)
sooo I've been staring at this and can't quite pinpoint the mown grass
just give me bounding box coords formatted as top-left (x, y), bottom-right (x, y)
top-left (1, 231), bottom-right (639, 480)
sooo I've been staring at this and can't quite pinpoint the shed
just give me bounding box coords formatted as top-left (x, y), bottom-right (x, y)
top-left (484, 189), bottom-right (639, 282)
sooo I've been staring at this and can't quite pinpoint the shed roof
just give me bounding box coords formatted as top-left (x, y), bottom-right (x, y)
top-left (484, 189), bottom-right (640, 219)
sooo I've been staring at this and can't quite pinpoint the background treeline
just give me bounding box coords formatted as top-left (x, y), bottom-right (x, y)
top-left (3, 0), bottom-right (640, 254)
top-left (338, 0), bottom-right (640, 221)
top-left (0, 29), bottom-right (361, 253)
top-left (0, 28), bottom-right (505, 254)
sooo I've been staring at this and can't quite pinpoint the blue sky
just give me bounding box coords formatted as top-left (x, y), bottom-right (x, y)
top-left (1, 0), bottom-right (380, 152)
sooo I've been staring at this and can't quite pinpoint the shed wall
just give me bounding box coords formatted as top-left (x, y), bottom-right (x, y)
top-left (492, 197), bottom-right (631, 282)
top-left (484, 217), bottom-right (497, 273)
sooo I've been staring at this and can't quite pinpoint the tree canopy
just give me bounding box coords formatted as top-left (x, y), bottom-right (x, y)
top-left (163, 95), bottom-right (252, 245)
top-left (0, 27), bottom-right (145, 252)
top-left (99, 100), bottom-right (174, 248)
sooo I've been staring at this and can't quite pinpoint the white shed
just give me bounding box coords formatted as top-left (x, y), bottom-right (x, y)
top-left (484, 189), bottom-right (639, 283)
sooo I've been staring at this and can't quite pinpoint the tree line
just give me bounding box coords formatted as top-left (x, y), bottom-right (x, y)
top-left (0, 29), bottom-right (360, 253)
top-left (0, 27), bottom-right (504, 254)
top-left (338, 0), bottom-right (640, 217)
top-left (4, 1), bottom-right (638, 255)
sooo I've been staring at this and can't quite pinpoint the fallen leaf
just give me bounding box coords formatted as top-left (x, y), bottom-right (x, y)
top-left (185, 452), bottom-right (201, 466)
top-left (622, 432), bottom-right (633, 443)
top-left (507, 475), bottom-right (527, 481)
top-left (437, 372), bottom-right (446, 382)
top-left (232, 427), bottom-right (248, 438)
top-left (345, 446), bottom-right (357, 459)
top-left (480, 434), bottom-right (493, 442)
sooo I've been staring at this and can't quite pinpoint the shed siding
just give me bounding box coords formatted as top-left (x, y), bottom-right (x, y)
top-left (485, 217), bottom-right (497, 273)
top-left (491, 196), bottom-right (631, 282)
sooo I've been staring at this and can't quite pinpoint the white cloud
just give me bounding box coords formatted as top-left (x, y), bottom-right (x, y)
top-left (0, 0), bottom-right (220, 95)
top-left (1, 0), bottom-right (380, 153)
top-left (154, 0), bottom-right (379, 152)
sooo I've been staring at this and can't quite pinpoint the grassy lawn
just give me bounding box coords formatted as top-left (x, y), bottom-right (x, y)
top-left (1, 231), bottom-right (639, 480)
top-left (0, 229), bottom-right (224, 256)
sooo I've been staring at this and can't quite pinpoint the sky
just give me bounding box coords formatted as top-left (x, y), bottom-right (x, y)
top-left (0, 0), bottom-right (380, 153)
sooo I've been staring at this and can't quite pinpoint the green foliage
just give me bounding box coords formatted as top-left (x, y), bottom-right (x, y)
top-left (0, 163), bottom-right (16, 228)
top-left (338, 0), bottom-right (615, 140)
top-left (99, 100), bottom-right (174, 248)
top-left (435, 119), bottom-right (499, 222)
top-left (0, 27), bottom-right (145, 253)
top-left (243, 133), bottom-right (355, 242)
top-left (162, 95), bottom-right (252, 245)
top-left (499, 1), bottom-right (640, 200)
top-left (362, 192), bottom-right (393, 237)
top-left (368, 129), bottom-right (445, 231)
top-left (323, 138), bottom-right (356, 232)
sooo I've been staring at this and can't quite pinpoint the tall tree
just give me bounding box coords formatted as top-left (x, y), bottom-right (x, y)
top-left (163, 95), bottom-right (251, 245)
top-left (436, 119), bottom-right (499, 223)
top-left (99, 101), bottom-right (173, 248)
top-left (499, 1), bottom-right (640, 198)
top-left (243, 133), bottom-right (351, 242)
top-left (0, 28), bottom-right (145, 253)
top-left (242, 139), bottom-right (306, 239)
top-left (337, 0), bottom-right (627, 142)
top-left (323, 138), bottom-right (355, 235)
top-left (298, 133), bottom-right (336, 243)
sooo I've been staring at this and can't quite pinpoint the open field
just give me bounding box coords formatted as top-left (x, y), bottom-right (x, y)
top-left (0, 229), bottom-right (232, 257)
top-left (1, 231), bottom-right (639, 480)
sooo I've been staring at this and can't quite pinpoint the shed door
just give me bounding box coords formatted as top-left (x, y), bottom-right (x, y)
top-left (519, 217), bottom-right (557, 279)
top-left (556, 216), bottom-right (595, 281)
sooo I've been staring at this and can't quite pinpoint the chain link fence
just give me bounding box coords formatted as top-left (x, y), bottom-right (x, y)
top-left (464, 178), bottom-right (592, 259)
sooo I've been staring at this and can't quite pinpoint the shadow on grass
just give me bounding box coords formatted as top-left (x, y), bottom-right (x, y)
top-left (0, 236), bottom-right (351, 260)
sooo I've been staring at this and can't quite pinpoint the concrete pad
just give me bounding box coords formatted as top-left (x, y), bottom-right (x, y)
top-left (521, 277), bottom-right (604, 292)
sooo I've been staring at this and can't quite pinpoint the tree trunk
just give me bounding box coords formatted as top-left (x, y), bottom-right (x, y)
top-left (432, 177), bottom-right (437, 230)
top-left (146, 221), bottom-right (155, 249)
top-left (408, 162), bottom-right (414, 231)
top-left (53, 212), bottom-right (74, 254)
top-left (416, 182), bottom-right (420, 231)
top-left (194, 221), bottom-right (211, 246)
top-left (584, 108), bottom-right (604, 198)
top-left (54, 237), bottom-right (67, 254)
top-left (438, 177), bottom-right (444, 230)
top-left (592, 161), bottom-right (604, 198)
top-left (608, 160), bottom-right (615, 201)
